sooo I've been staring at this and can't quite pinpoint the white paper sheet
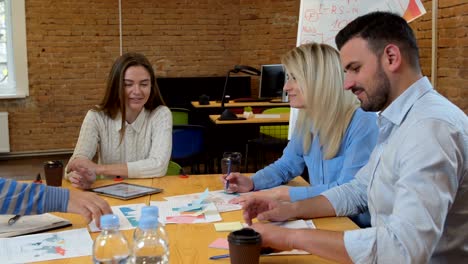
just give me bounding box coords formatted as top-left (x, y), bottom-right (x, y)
top-left (164, 189), bottom-right (242, 212)
top-left (88, 203), bottom-right (147, 232)
top-left (150, 200), bottom-right (222, 224)
top-left (0, 228), bottom-right (93, 263)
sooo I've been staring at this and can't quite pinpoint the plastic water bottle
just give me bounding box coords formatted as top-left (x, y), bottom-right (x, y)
top-left (93, 214), bottom-right (130, 264)
top-left (134, 206), bottom-right (168, 243)
top-left (131, 216), bottom-right (169, 264)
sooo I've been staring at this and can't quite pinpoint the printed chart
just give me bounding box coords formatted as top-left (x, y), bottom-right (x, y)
top-left (0, 228), bottom-right (93, 263)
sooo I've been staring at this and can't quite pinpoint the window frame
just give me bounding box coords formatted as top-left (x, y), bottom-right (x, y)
top-left (0, 0), bottom-right (28, 99)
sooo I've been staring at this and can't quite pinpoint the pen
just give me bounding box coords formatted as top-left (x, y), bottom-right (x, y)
top-left (8, 214), bottom-right (21, 225)
top-left (225, 159), bottom-right (231, 191)
top-left (209, 253), bottom-right (229, 260)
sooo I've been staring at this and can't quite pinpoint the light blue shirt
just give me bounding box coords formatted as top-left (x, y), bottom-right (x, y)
top-left (323, 77), bottom-right (468, 263)
top-left (251, 108), bottom-right (379, 202)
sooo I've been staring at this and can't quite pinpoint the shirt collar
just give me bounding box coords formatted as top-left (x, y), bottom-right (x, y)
top-left (380, 76), bottom-right (432, 126)
top-left (113, 109), bottom-right (148, 132)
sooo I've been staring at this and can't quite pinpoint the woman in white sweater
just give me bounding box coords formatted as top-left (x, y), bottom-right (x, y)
top-left (66, 53), bottom-right (172, 189)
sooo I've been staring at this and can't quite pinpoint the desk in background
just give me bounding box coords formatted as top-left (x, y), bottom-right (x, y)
top-left (38, 175), bottom-right (358, 264)
top-left (190, 102), bottom-right (289, 172)
top-left (207, 113), bottom-right (290, 172)
top-left (209, 113), bottom-right (289, 126)
top-left (191, 100), bottom-right (289, 109)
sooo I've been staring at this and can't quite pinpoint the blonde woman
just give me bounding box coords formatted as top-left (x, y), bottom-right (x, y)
top-left (224, 43), bottom-right (378, 226)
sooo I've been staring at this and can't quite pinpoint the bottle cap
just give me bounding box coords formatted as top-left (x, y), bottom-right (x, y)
top-left (141, 206), bottom-right (159, 218)
top-left (100, 214), bottom-right (119, 229)
top-left (138, 216), bottom-right (158, 230)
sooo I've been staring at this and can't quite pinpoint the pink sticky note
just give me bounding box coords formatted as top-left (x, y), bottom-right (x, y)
top-left (209, 238), bottom-right (229, 249)
top-left (166, 215), bottom-right (204, 223)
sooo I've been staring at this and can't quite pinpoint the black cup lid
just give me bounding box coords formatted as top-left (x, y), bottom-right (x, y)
top-left (228, 228), bottom-right (262, 245)
top-left (44, 160), bottom-right (63, 168)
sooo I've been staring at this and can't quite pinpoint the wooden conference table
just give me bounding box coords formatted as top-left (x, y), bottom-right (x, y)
top-left (39, 175), bottom-right (358, 264)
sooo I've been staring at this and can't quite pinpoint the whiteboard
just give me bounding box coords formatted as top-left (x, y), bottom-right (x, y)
top-left (288, 0), bottom-right (426, 139)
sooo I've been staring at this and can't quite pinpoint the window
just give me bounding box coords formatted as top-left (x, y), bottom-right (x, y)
top-left (0, 0), bottom-right (28, 98)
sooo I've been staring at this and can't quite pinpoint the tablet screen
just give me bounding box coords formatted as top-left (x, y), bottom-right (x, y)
top-left (91, 183), bottom-right (163, 200)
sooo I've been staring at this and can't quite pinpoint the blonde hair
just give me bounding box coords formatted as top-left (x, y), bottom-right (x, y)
top-left (281, 43), bottom-right (359, 159)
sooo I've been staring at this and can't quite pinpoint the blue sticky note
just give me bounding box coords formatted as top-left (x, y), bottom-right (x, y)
top-left (172, 204), bottom-right (203, 212)
top-left (192, 188), bottom-right (210, 205)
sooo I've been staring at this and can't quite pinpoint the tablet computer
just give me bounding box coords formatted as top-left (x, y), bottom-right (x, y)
top-left (91, 182), bottom-right (163, 200)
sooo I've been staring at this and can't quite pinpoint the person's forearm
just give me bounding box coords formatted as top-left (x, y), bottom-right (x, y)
top-left (286, 229), bottom-right (353, 264)
top-left (291, 195), bottom-right (337, 219)
top-left (0, 179), bottom-right (46, 214)
top-left (271, 186), bottom-right (291, 201)
top-left (96, 163), bottom-right (128, 177)
top-left (44, 186), bottom-right (70, 213)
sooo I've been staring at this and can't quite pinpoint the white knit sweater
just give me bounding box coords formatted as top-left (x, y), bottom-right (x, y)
top-left (69, 106), bottom-right (172, 178)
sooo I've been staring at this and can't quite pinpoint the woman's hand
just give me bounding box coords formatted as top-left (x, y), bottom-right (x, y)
top-left (220, 172), bottom-right (254, 193)
top-left (68, 167), bottom-right (97, 190)
top-left (67, 158), bottom-right (98, 174)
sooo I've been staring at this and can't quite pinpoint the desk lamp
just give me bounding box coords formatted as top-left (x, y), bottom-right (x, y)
top-left (219, 65), bottom-right (261, 120)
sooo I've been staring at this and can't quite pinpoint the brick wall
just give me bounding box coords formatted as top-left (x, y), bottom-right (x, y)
top-left (0, 0), bottom-right (466, 152)
top-left (435, 0), bottom-right (467, 111)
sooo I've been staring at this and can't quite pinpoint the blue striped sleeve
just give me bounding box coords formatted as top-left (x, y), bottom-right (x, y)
top-left (13, 184), bottom-right (28, 214)
top-left (1, 180), bottom-right (17, 214)
top-left (43, 185), bottom-right (70, 213)
top-left (0, 178), bottom-right (49, 214)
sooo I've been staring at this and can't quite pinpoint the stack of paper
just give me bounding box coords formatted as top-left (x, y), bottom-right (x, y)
top-left (0, 214), bottom-right (71, 238)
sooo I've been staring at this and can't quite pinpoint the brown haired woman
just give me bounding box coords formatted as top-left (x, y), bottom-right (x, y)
top-left (66, 53), bottom-right (172, 189)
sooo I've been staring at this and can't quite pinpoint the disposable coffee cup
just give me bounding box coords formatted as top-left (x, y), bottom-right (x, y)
top-left (228, 228), bottom-right (262, 264)
top-left (222, 152), bottom-right (242, 175)
top-left (43, 160), bottom-right (64, 186)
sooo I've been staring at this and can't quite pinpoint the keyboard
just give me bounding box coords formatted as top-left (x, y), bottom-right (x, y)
top-left (232, 97), bottom-right (272, 102)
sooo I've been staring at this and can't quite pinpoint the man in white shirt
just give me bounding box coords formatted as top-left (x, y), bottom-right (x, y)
top-left (240, 11), bottom-right (467, 263)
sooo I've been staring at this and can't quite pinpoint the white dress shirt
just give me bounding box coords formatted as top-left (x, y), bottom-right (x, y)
top-left (69, 105), bottom-right (172, 178)
top-left (323, 77), bottom-right (468, 263)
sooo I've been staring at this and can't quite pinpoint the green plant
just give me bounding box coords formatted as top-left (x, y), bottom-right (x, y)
top-left (244, 106), bottom-right (253, 112)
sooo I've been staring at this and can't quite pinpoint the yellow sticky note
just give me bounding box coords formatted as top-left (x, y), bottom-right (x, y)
top-left (214, 222), bottom-right (243, 232)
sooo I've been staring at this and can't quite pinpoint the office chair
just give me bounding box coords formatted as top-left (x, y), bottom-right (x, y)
top-left (165, 161), bottom-right (183, 176)
top-left (245, 107), bottom-right (290, 172)
top-left (170, 108), bottom-right (190, 125)
top-left (171, 124), bottom-right (207, 174)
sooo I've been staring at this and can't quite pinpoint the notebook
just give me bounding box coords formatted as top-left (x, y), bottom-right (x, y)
top-left (0, 213), bottom-right (72, 238)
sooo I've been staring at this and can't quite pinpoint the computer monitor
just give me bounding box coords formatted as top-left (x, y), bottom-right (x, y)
top-left (258, 64), bottom-right (286, 99)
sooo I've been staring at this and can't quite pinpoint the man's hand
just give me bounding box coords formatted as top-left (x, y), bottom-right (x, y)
top-left (220, 172), bottom-right (254, 193)
top-left (67, 189), bottom-right (112, 228)
top-left (250, 223), bottom-right (295, 251)
top-left (68, 167), bottom-right (97, 190)
top-left (230, 186), bottom-right (291, 204)
top-left (241, 196), bottom-right (294, 225)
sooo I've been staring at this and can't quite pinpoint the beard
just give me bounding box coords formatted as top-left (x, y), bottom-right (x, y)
top-left (356, 64), bottom-right (391, 112)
